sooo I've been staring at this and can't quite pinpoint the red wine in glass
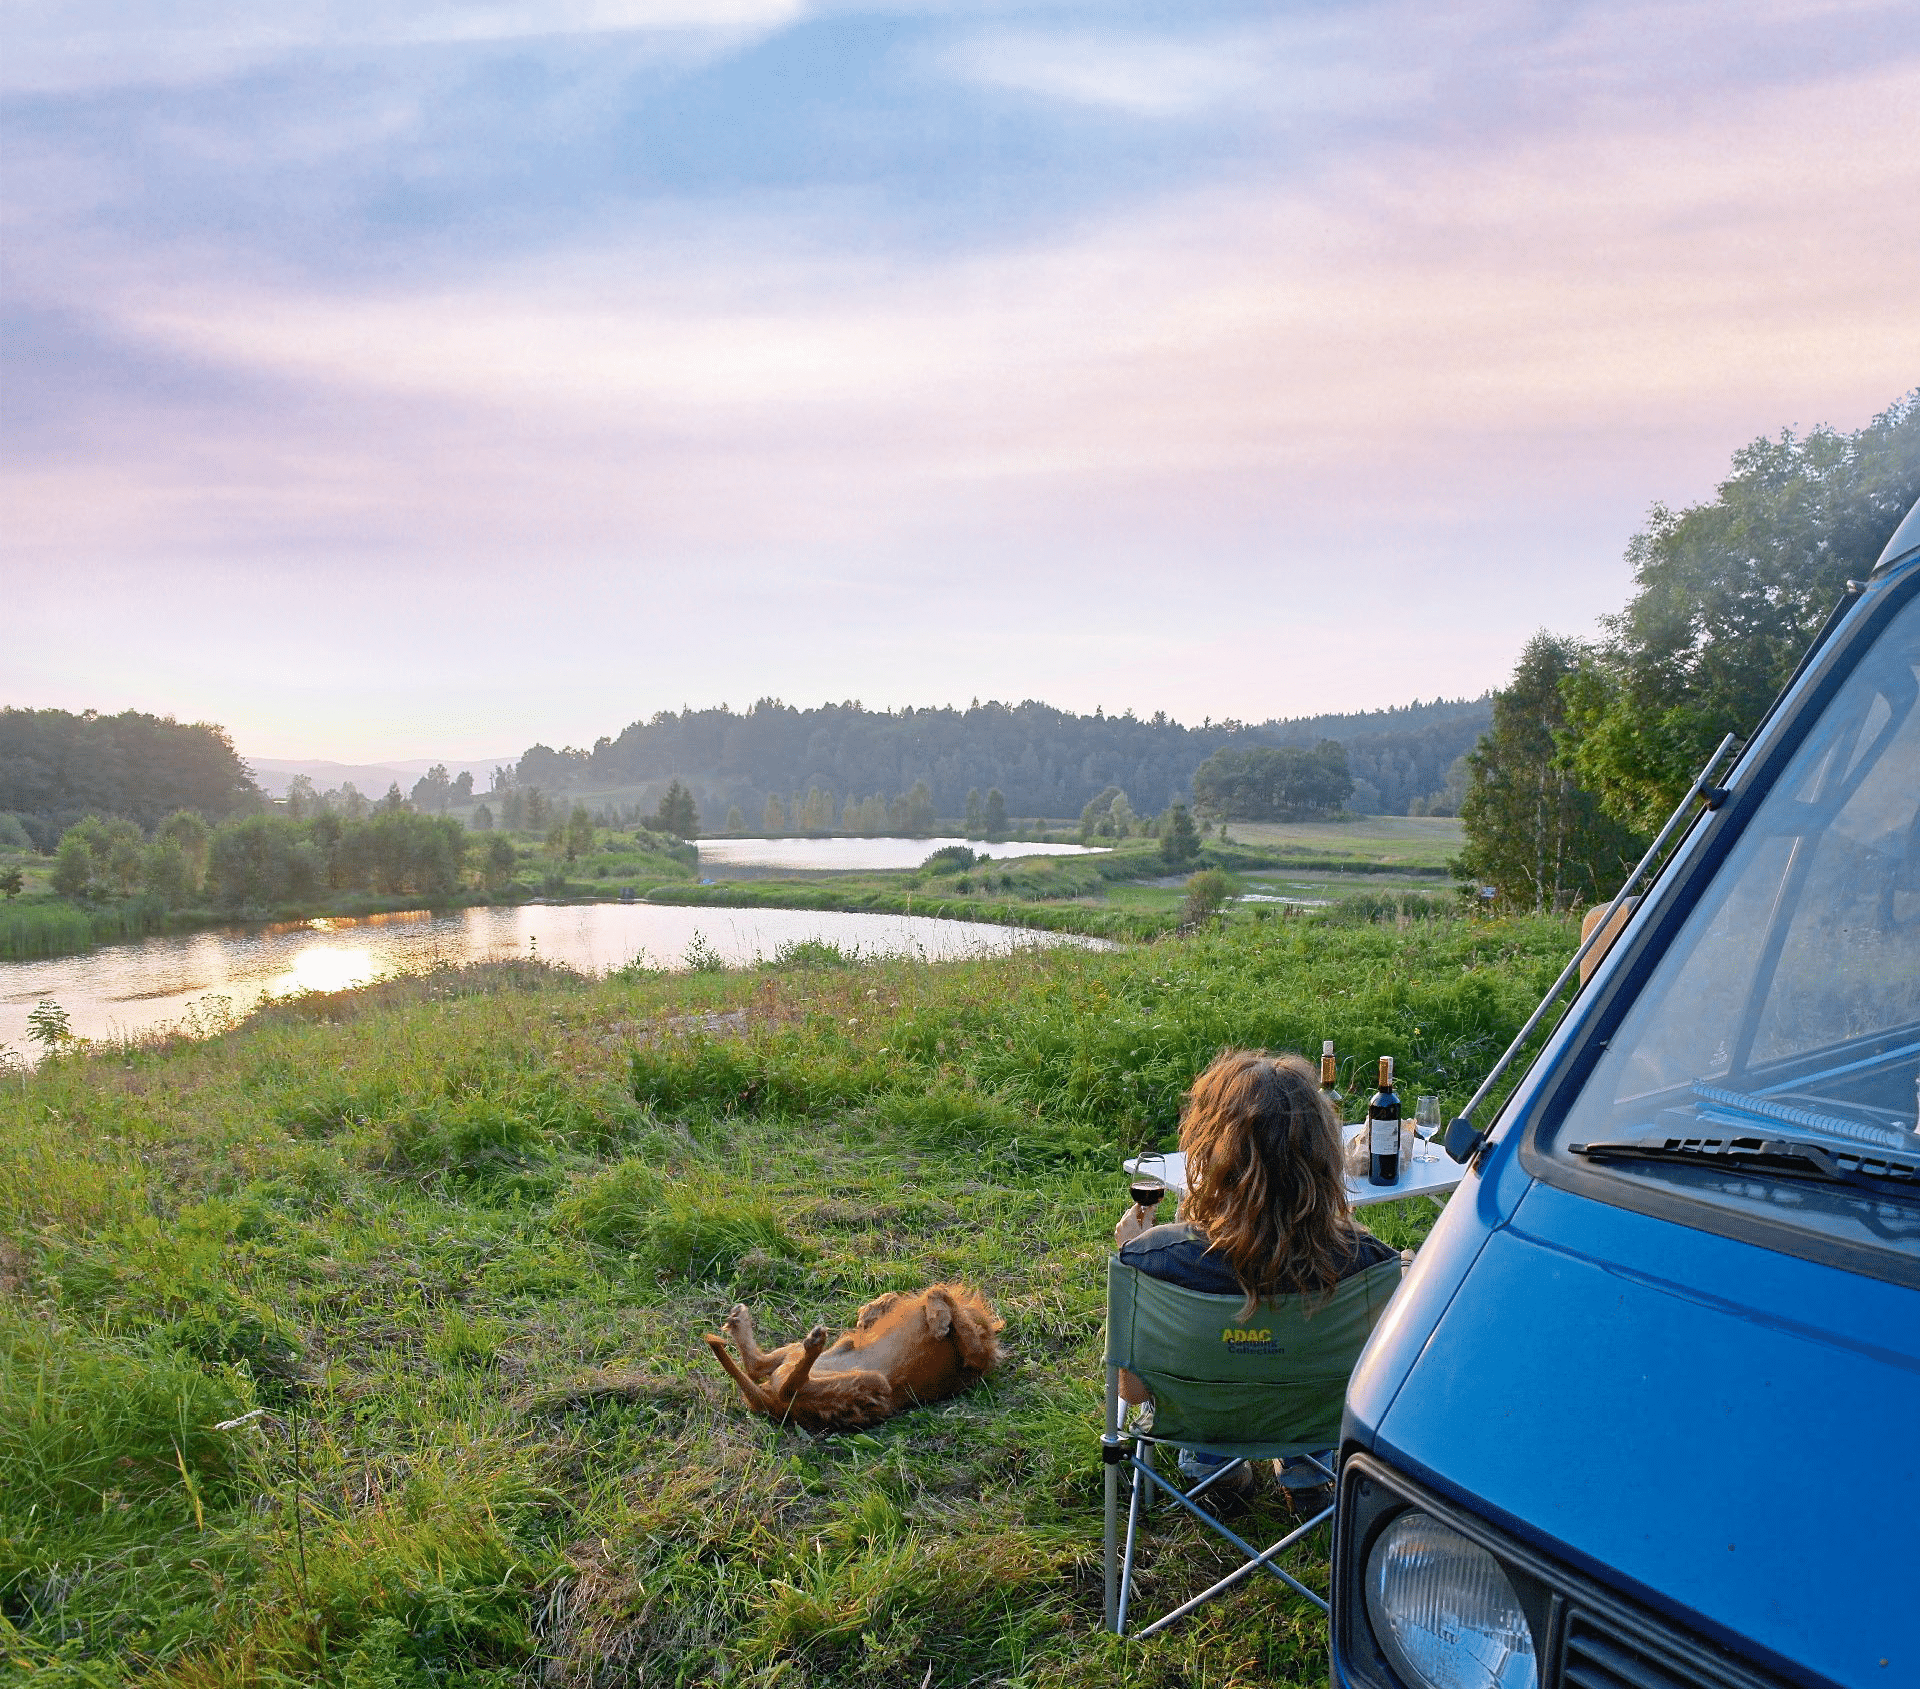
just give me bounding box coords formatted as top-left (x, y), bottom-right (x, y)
top-left (1129, 1176), bottom-right (1167, 1210)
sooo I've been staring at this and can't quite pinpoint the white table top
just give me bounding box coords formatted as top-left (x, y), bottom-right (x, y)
top-left (1123, 1146), bottom-right (1463, 1210)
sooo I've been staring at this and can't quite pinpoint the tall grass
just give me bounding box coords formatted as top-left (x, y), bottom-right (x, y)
top-left (0, 912), bottom-right (1576, 1685)
top-left (0, 895), bottom-right (175, 960)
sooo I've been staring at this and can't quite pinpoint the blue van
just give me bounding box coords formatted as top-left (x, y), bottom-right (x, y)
top-left (1332, 498), bottom-right (1920, 1689)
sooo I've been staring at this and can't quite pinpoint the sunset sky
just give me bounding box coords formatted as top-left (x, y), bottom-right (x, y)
top-left (5, 0), bottom-right (1918, 762)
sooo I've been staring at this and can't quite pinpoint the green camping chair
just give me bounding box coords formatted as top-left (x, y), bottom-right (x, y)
top-left (1101, 1253), bottom-right (1402, 1637)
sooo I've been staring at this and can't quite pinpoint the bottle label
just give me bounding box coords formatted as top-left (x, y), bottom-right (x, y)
top-left (1371, 1115), bottom-right (1398, 1154)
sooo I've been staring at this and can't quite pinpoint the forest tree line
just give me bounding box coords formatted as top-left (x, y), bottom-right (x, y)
top-left (503, 694), bottom-right (1487, 826)
top-left (1457, 391), bottom-right (1920, 910)
top-left (0, 709), bottom-right (258, 847)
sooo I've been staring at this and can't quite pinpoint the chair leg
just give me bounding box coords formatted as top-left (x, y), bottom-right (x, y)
top-left (1116, 1444), bottom-right (1151, 1634)
top-left (1133, 1505), bottom-right (1332, 1639)
top-left (1118, 1451), bottom-right (1336, 1639)
top-left (1103, 1370), bottom-right (1123, 1632)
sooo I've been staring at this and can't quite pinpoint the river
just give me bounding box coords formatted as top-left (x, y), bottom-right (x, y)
top-left (0, 902), bottom-right (1106, 1059)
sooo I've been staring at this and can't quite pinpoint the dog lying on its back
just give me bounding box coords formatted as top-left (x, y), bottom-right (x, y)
top-left (704, 1284), bottom-right (1003, 1432)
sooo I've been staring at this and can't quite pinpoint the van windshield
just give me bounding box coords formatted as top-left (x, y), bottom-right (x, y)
top-left (1551, 589), bottom-right (1920, 1265)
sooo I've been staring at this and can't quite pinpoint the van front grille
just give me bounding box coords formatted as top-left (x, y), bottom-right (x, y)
top-left (1557, 1609), bottom-right (1788, 1689)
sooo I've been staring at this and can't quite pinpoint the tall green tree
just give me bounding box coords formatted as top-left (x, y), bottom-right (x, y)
top-left (1565, 393), bottom-right (1920, 831)
top-left (1457, 635), bottom-right (1642, 911)
top-left (761, 793), bottom-right (787, 834)
top-left (157, 810), bottom-right (211, 885)
top-left (964, 788), bottom-right (985, 835)
top-left (1190, 741), bottom-right (1352, 820)
top-left (1160, 804), bottom-right (1200, 867)
top-left (652, 780), bottom-right (699, 839)
top-left (411, 765), bottom-right (453, 814)
top-left (141, 839), bottom-right (197, 905)
top-left (565, 803), bottom-right (595, 861)
top-left (891, 780), bottom-right (937, 836)
top-left (51, 835), bottom-right (94, 898)
top-left (481, 833), bottom-right (517, 891)
top-left (983, 788), bottom-right (1009, 841)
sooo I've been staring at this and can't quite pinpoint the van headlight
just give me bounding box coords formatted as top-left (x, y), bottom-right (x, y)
top-left (1363, 1511), bottom-right (1538, 1689)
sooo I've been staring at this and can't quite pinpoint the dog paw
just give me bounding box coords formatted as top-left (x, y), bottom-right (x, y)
top-left (803, 1324), bottom-right (829, 1351)
top-left (724, 1303), bottom-right (750, 1329)
top-left (704, 1333), bottom-right (730, 1353)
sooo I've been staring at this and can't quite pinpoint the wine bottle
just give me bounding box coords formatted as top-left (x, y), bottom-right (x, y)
top-left (1319, 1039), bottom-right (1343, 1115)
top-left (1368, 1056), bottom-right (1401, 1186)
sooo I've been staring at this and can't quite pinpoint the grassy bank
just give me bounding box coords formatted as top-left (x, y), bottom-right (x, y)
top-left (0, 895), bottom-right (177, 961)
top-left (0, 913), bottom-right (1575, 1686)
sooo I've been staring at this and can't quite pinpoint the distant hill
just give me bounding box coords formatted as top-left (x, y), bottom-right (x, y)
top-left (506, 696), bottom-right (1490, 823)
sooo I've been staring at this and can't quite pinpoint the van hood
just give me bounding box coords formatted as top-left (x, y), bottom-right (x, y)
top-left (1374, 1181), bottom-right (1920, 1688)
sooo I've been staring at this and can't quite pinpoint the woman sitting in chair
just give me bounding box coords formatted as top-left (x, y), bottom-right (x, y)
top-left (1113, 1047), bottom-right (1402, 1507)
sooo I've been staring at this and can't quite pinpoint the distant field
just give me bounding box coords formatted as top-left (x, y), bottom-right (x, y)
top-left (1223, 815), bottom-right (1463, 869)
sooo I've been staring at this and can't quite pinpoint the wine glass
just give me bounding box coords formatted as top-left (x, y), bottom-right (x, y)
top-left (1128, 1175), bottom-right (1167, 1213)
top-left (1414, 1097), bottom-right (1442, 1162)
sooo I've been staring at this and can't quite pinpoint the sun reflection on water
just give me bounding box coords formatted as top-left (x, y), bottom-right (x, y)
top-left (271, 946), bottom-right (383, 998)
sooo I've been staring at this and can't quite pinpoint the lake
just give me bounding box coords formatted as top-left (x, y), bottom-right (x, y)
top-left (0, 902), bottom-right (1107, 1059)
top-left (695, 836), bottom-right (1106, 872)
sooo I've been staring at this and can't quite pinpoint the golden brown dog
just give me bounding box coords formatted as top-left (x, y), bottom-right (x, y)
top-left (703, 1284), bottom-right (1003, 1432)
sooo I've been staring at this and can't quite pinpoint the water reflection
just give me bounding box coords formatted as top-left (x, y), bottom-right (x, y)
top-left (277, 946), bottom-right (381, 997)
top-left (0, 902), bottom-right (1104, 1057)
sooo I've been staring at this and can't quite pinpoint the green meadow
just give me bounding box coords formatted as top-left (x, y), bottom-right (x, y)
top-left (1, 909), bottom-right (1573, 1687)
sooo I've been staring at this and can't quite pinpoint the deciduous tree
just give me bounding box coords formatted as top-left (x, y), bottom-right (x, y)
top-left (1456, 634), bottom-right (1641, 912)
top-left (1564, 393), bottom-right (1920, 830)
top-left (984, 788), bottom-right (1009, 841)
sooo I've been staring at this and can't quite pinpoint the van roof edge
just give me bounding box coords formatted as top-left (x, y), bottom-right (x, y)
top-left (1872, 495), bottom-right (1920, 576)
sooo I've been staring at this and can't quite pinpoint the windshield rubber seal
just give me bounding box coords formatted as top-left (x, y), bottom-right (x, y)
top-left (1514, 560), bottom-right (1920, 1291)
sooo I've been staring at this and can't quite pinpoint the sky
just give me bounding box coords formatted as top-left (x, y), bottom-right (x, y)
top-left (4, 1), bottom-right (1918, 763)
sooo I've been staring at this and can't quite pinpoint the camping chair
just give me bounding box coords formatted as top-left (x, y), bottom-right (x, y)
top-left (1101, 1253), bottom-right (1402, 1637)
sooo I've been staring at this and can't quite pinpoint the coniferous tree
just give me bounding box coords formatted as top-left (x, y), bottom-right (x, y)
top-left (1160, 804), bottom-right (1200, 867)
top-left (652, 779), bottom-right (699, 839)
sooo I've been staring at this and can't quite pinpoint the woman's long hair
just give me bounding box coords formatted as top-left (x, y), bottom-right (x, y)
top-left (1177, 1049), bottom-right (1355, 1316)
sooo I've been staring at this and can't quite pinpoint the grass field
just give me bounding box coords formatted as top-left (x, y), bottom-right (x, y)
top-left (1219, 817), bottom-right (1463, 870)
top-left (0, 909), bottom-right (1572, 1686)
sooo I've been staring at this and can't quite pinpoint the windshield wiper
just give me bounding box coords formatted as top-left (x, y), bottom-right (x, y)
top-left (1568, 1133), bottom-right (1920, 1199)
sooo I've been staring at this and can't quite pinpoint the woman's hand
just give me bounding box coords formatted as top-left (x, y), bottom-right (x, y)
top-left (1114, 1203), bottom-right (1157, 1250)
